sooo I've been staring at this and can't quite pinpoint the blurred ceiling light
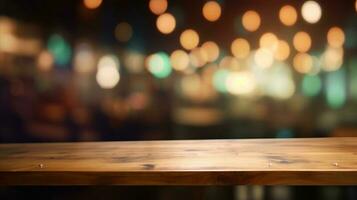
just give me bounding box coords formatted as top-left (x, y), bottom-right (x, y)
top-left (83, 0), bottom-right (102, 9)
top-left (149, 0), bottom-right (168, 15)
top-left (242, 10), bottom-right (261, 32)
top-left (301, 1), bottom-right (322, 24)
top-left (293, 31), bottom-right (312, 53)
top-left (74, 43), bottom-right (96, 74)
top-left (156, 13), bottom-right (176, 34)
top-left (322, 46), bottom-right (344, 71)
top-left (226, 71), bottom-right (256, 95)
top-left (274, 40), bottom-right (290, 61)
top-left (231, 38), bottom-right (250, 59)
top-left (47, 34), bottom-right (71, 66)
top-left (96, 55), bottom-right (120, 89)
top-left (170, 49), bottom-right (190, 71)
top-left (356, 0), bottom-right (357, 12)
top-left (219, 56), bottom-right (239, 70)
top-left (201, 41), bottom-right (219, 62)
top-left (147, 52), bottom-right (172, 78)
top-left (115, 22), bottom-right (133, 42)
top-left (254, 48), bottom-right (274, 69)
top-left (190, 47), bottom-right (208, 67)
top-left (180, 29), bottom-right (199, 50)
top-left (279, 5), bottom-right (298, 26)
top-left (37, 50), bottom-right (54, 72)
top-left (293, 53), bottom-right (313, 73)
top-left (124, 51), bottom-right (144, 73)
top-left (259, 32), bottom-right (279, 51)
top-left (202, 1), bottom-right (222, 22)
top-left (327, 26), bottom-right (345, 48)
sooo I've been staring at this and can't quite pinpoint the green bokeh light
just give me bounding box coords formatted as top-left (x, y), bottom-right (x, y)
top-left (301, 74), bottom-right (322, 97)
top-left (325, 68), bottom-right (346, 109)
top-left (213, 69), bottom-right (229, 93)
top-left (148, 52), bottom-right (172, 79)
top-left (47, 34), bottom-right (72, 66)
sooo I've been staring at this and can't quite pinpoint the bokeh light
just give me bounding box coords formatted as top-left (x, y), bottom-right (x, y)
top-left (124, 51), bottom-right (144, 73)
top-left (226, 71), bottom-right (256, 96)
top-left (202, 1), bottom-right (221, 22)
top-left (231, 38), bottom-right (250, 59)
top-left (326, 69), bottom-right (346, 109)
top-left (274, 40), bottom-right (290, 61)
top-left (254, 48), bottom-right (274, 69)
top-left (47, 34), bottom-right (72, 66)
top-left (259, 32), bottom-right (278, 51)
top-left (180, 29), bottom-right (199, 50)
top-left (74, 43), bottom-right (96, 74)
top-left (279, 5), bottom-right (298, 26)
top-left (156, 13), bottom-right (176, 34)
top-left (83, 0), bottom-right (102, 9)
top-left (147, 52), bottom-right (172, 78)
top-left (219, 56), bottom-right (239, 70)
top-left (293, 53), bottom-right (313, 74)
top-left (301, 1), bottom-right (322, 24)
top-left (149, 0), bottom-right (168, 15)
top-left (302, 74), bottom-right (322, 97)
top-left (264, 63), bottom-right (295, 100)
top-left (37, 50), bottom-right (54, 72)
top-left (170, 49), bottom-right (189, 71)
top-left (242, 10), bottom-right (261, 32)
top-left (293, 31), bottom-right (312, 53)
top-left (322, 46), bottom-right (344, 71)
top-left (96, 55), bottom-right (120, 89)
top-left (201, 41), bottom-right (220, 62)
top-left (327, 26), bottom-right (345, 48)
top-left (213, 69), bottom-right (229, 93)
top-left (189, 47), bottom-right (208, 67)
top-left (115, 22), bottom-right (133, 42)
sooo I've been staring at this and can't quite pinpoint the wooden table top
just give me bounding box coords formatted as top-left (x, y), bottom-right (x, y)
top-left (1, 137), bottom-right (357, 185)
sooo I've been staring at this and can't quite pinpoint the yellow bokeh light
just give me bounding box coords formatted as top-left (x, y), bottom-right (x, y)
top-left (231, 38), bottom-right (250, 59)
top-left (170, 49), bottom-right (190, 71)
top-left (149, 0), bottom-right (168, 15)
top-left (301, 1), bottom-right (322, 24)
top-left (327, 26), bottom-right (345, 48)
top-left (279, 5), bottom-right (298, 26)
top-left (219, 56), bottom-right (239, 70)
top-left (83, 0), bottom-right (102, 9)
top-left (190, 48), bottom-right (207, 67)
top-left (322, 46), bottom-right (344, 71)
top-left (180, 29), bottom-right (199, 50)
top-left (226, 71), bottom-right (256, 96)
top-left (254, 48), bottom-right (274, 69)
top-left (37, 50), bottom-right (54, 72)
top-left (242, 10), bottom-right (261, 32)
top-left (274, 40), bottom-right (290, 61)
top-left (293, 31), bottom-right (312, 53)
top-left (293, 53), bottom-right (313, 74)
top-left (115, 22), bottom-right (133, 42)
top-left (202, 1), bottom-right (221, 22)
top-left (201, 41), bottom-right (220, 62)
top-left (259, 32), bottom-right (278, 51)
top-left (156, 13), bottom-right (176, 34)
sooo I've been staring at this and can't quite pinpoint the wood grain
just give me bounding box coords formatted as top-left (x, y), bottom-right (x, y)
top-left (1, 137), bottom-right (357, 185)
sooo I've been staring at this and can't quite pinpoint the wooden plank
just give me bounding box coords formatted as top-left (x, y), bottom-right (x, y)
top-left (1, 137), bottom-right (357, 185)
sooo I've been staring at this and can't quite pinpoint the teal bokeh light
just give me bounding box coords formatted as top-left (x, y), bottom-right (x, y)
top-left (47, 34), bottom-right (72, 67)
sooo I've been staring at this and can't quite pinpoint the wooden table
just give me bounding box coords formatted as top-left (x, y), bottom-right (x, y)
top-left (1, 137), bottom-right (357, 185)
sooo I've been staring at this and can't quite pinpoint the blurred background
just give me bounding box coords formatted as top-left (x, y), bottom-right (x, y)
top-left (0, 0), bottom-right (357, 199)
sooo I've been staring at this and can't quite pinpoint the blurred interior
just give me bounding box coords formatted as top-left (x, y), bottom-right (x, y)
top-left (1, 0), bottom-right (357, 199)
